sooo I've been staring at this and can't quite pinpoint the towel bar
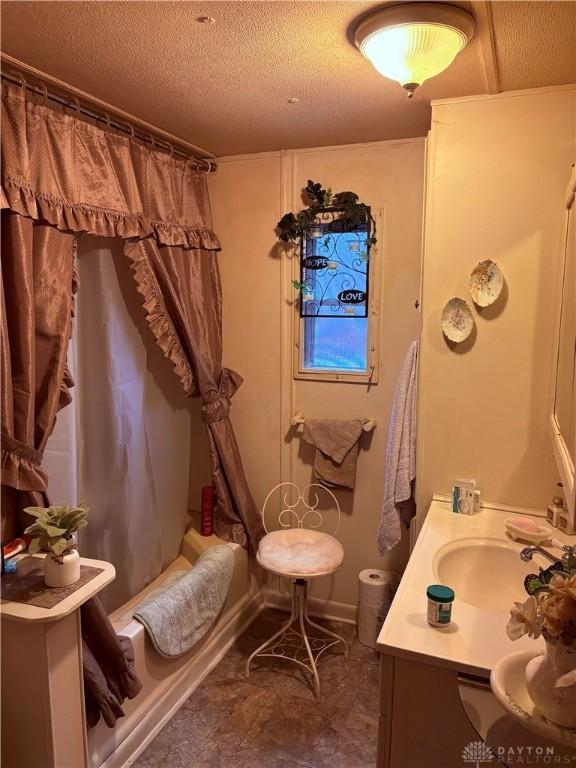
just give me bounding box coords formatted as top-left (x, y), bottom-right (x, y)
top-left (290, 411), bottom-right (377, 433)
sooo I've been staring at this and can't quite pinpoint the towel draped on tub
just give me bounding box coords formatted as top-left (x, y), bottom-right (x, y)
top-left (132, 544), bottom-right (236, 658)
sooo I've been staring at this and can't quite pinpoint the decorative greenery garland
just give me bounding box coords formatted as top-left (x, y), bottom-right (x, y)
top-left (276, 180), bottom-right (377, 248)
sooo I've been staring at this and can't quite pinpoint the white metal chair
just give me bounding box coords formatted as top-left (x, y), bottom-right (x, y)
top-left (245, 482), bottom-right (348, 698)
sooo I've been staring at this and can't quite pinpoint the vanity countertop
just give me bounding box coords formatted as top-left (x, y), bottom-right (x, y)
top-left (377, 499), bottom-right (573, 677)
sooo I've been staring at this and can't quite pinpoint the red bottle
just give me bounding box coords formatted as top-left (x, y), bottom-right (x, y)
top-left (200, 486), bottom-right (215, 536)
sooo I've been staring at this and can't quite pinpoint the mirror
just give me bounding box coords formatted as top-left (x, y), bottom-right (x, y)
top-left (551, 165), bottom-right (576, 519)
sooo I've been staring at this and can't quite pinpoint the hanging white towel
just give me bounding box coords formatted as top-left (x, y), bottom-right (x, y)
top-left (377, 340), bottom-right (418, 555)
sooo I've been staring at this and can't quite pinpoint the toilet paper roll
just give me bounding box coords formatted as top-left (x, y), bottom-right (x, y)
top-left (358, 569), bottom-right (397, 606)
top-left (357, 569), bottom-right (400, 648)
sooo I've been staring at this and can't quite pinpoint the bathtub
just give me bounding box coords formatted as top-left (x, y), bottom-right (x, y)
top-left (87, 527), bottom-right (264, 768)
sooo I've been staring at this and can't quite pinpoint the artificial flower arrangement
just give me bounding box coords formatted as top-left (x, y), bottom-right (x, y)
top-left (506, 552), bottom-right (576, 727)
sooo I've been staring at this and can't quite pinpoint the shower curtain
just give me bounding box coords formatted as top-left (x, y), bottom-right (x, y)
top-left (44, 236), bottom-right (193, 611)
top-left (1, 78), bottom-right (263, 726)
top-left (1, 80), bottom-right (263, 550)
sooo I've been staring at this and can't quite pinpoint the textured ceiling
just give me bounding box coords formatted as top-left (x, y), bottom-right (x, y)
top-left (1, 1), bottom-right (575, 156)
top-left (491, 1), bottom-right (576, 91)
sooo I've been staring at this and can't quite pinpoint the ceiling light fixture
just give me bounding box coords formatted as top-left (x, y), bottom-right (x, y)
top-left (354, 3), bottom-right (475, 98)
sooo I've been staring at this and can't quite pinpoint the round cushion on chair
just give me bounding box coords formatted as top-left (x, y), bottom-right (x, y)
top-left (257, 528), bottom-right (344, 579)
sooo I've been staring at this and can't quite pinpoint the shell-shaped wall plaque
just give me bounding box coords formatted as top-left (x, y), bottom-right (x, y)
top-left (441, 298), bottom-right (474, 343)
top-left (469, 259), bottom-right (504, 307)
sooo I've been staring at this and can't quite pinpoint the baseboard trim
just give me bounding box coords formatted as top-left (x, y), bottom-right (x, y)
top-left (263, 586), bottom-right (357, 625)
top-left (99, 588), bottom-right (266, 768)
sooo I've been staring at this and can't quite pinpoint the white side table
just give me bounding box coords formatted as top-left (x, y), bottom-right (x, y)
top-left (1, 554), bottom-right (115, 768)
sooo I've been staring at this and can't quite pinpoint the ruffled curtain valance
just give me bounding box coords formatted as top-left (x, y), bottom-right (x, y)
top-left (0, 82), bottom-right (220, 250)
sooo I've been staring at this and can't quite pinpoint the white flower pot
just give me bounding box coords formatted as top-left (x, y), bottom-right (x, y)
top-left (525, 640), bottom-right (576, 728)
top-left (44, 549), bottom-right (80, 588)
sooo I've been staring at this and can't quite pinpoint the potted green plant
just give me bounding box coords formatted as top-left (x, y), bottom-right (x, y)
top-left (23, 505), bottom-right (88, 588)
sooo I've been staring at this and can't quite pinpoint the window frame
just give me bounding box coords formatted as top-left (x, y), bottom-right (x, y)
top-left (293, 207), bottom-right (383, 384)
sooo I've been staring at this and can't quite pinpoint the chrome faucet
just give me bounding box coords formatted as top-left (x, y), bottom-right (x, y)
top-left (520, 544), bottom-right (576, 566)
top-left (520, 545), bottom-right (561, 565)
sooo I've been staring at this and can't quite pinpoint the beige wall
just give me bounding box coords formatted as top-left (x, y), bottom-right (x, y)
top-left (208, 154), bottom-right (285, 510)
top-left (210, 140), bottom-right (425, 609)
top-left (417, 86), bottom-right (576, 516)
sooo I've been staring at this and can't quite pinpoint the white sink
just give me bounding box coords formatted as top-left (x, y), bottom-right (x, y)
top-left (432, 537), bottom-right (537, 613)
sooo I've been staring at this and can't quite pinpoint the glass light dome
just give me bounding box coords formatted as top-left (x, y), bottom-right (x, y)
top-left (354, 4), bottom-right (475, 97)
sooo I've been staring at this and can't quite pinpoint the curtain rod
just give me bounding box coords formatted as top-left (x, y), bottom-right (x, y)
top-left (0, 61), bottom-right (217, 173)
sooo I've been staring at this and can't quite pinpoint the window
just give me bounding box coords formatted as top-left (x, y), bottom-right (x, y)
top-left (295, 208), bottom-right (381, 383)
top-left (303, 316), bottom-right (368, 373)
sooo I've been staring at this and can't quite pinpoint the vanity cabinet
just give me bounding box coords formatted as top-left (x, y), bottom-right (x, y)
top-left (377, 654), bottom-right (480, 768)
top-left (378, 653), bottom-right (576, 768)
top-left (376, 501), bottom-right (576, 768)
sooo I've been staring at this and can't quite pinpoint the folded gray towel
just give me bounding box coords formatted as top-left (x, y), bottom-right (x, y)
top-left (302, 418), bottom-right (367, 489)
top-left (133, 545), bottom-right (235, 658)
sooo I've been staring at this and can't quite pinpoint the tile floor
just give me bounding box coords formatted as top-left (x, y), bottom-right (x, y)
top-left (134, 609), bottom-right (380, 768)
